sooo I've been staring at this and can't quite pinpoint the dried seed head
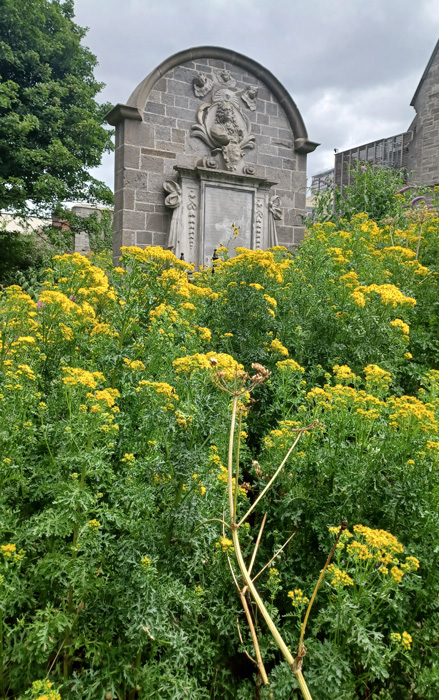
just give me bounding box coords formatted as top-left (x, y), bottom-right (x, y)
top-left (250, 363), bottom-right (271, 383)
top-left (250, 374), bottom-right (264, 384)
top-left (406, 207), bottom-right (431, 223)
top-left (382, 216), bottom-right (397, 227)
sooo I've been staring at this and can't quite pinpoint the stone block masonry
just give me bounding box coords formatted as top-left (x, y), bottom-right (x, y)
top-left (107, 47), bottom-right (318, 265)
top-left (406, 40), bottom-right (439, 187)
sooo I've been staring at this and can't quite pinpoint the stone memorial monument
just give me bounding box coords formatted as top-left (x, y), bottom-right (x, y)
top-left (106, 47), bottom-right (318, 265)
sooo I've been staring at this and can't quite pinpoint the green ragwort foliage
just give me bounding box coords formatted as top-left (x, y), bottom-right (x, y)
top-left (1, 209), bottom-right (439, 698)
top-left (307, 162), bottom-right (424, 227)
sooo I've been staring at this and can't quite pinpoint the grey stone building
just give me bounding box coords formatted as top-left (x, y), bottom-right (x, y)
top-left (406, 39), bottom-right (439, 186)
top-left (106, 47), bottom-right (318, 264)
top-left (312, 39), bottom-right (439, 191)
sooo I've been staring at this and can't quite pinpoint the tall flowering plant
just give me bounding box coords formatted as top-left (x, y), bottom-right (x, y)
top-left (0, 217), bottom-right (438, 698)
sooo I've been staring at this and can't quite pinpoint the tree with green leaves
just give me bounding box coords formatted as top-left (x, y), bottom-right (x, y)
top-left (0, 0), bottom-right (113, 214)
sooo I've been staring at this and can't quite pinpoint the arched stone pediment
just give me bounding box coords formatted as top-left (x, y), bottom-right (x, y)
top-left (106, 46), bottom-right (318, 263)
top-left (107, 46), bottom-right (317, 155)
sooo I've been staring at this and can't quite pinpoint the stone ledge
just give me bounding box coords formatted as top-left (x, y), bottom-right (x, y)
top-left (174, 164), bottom-right (277, 189)
top-left (106, 104), bottom-right (142, 126)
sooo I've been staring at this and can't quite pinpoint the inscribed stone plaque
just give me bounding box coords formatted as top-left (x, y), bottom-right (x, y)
top-left (203, 185), bottom-right (254, 264)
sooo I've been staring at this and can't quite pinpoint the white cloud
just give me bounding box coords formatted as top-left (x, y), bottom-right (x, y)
top-left (73, 0), bottom-right (439, 189)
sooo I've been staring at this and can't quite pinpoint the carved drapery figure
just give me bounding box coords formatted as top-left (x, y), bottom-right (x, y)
top-left (268, 195), bottom-right (282, 247)
top-left (163, 180), bottom-right (182, 257)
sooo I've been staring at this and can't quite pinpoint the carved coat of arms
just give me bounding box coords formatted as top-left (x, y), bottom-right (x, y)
top-left (191, 69), bottom-right (259, 172)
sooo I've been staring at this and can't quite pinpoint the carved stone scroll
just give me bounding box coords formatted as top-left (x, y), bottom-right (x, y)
top-left (187, 190), bottom-right (198, 250)
top-left (255, 198), bottom-right (264, 249)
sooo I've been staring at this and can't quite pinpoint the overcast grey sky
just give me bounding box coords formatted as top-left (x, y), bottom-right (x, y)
top-left (73, 0), bottom-right (439, 191)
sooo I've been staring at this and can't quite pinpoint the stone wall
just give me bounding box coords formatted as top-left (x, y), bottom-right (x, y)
top-left (407, 44), bottom-right (439, 186)
top-left (107, 47), bottom-right (317, 263)
top-left (71, 204), bottom-right (113, 255)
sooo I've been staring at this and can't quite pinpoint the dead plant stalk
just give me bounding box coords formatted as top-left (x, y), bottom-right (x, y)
top-left (207, 363), bottom-right (342, 699)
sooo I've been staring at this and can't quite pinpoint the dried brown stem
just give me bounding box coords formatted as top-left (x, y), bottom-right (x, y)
top-left (296, 520), bottom-right (347, 659)
top-left (239, 592), bottom-right (269, 685)
top-left (233, 410), bottom-right (243, 517)
top-left (416, 222), bottom-right (423, 260)
top-left (237, 433), bottom-right (302, 527)
top-left (215, 369), bottom-right (315, 699)
top-left (238, 421), bottom-right (319, 528)
top-left (228, 555), bottom-right (269, 684)
top-left (242, 512), bottom-right (267, 596)
top-left (227, 395), bottom-right (313, 699)
top-left (236, 618), bottom-right (257, 665)
top-left (248, 513), bottom-right (267, 578)
top-left (252, 529), bottom-right (297, 583)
